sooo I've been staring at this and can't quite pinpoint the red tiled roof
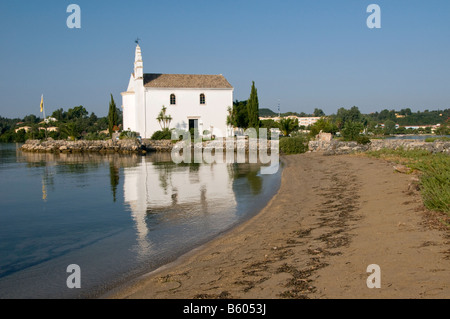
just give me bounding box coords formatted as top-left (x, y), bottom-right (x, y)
top-left (143, 73), bottom-right (233, 89)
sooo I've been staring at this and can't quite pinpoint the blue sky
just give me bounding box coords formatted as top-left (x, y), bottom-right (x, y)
top-left (0, 0), bottom-right (449, 118)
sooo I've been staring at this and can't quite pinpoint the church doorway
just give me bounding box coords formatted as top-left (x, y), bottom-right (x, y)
top-left (188, 119), bottom-right (198, 131)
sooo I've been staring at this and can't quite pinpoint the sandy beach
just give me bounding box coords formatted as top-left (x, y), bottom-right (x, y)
top-left (106, 152), bottom-right (449, 299)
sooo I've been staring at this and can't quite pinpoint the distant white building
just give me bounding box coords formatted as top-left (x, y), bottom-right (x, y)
top-left (15, 126), bottom-right (32, 133)
top-left (297, 117), bottom-right (321, 127)
top-left (259, 116), bottom-right (321, 127)
top-left (44, 117), bottom-right (57, 124)
top-left (122, 45), bottom-right (234, 139)
top-left (38, 117), bottom-right (57, 125)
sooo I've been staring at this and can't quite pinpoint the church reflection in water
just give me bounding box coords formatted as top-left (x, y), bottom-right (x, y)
top-left (123, 153), bottom-right (237, 254)
top-left (122, 152), bottom-right (270, 257)
top-left (20, 150), bottom-right (269, 259)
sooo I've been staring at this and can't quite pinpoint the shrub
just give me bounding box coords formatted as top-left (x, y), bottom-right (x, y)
top-left (340, 121), bottom-right (371, 145)
top-left (151, 129), bottom-right (172, 140)
top-left (85, 132), bottom-right (109, 140)
top-left (434, 125), bottom-right (449, 136)
top-left (355, 135), bottom-right (371, 145)
top-left (309, 118), bottom-right (338, 137)
top-left (341, 121), bottom-right (364, 141)
top-left (14, 129), bottom-right (27, 143)
top-left (290, 131), bottom-right (310, 139)
top-left (279, 136), bottom-right (309, 155)
top-left (0, 130), bottom-right (16, 143)
top-left (120, 130), bottom-right (138, 140)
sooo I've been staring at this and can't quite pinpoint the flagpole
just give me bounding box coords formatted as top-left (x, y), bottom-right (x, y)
top-left (42, 94), bottom-right (46, 121)
top-left (41, 94), bottom-right (47, 139)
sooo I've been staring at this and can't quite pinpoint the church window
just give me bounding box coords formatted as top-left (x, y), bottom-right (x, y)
top-left (200, 94), bottom-right (206, 105)
top-left (170, 94), bottom-right (176, 105)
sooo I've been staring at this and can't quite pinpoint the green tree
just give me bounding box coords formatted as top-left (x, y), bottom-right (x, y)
top-left (260, 119), bottom-right (280, 130)
top-left (384, 120), bottom-right (396, 135)
top-left (247, 81), bottom-right (260, 129)
top-left (313, 108), bottom-right (325, 117)
top-left (341, 121), bottom-right (364, 141)
top-left (378, 109), bottom-right (396, 122)
top-left (229, 100), bottom-right (249, 129)
top-left (52, 108), bottom-right (66, 121)
top-left (335, 106), bottom-right (362, 128)
top-left (108, 94), bottom-right (119, 136)
top-left (67, 106), bottom-right (88, 120)
top-left (61, 122), bottom-right (81, 140)
top-left (89, 112), bottom-right (98, 124)
top-left (399, 108), bottom-right (412, 116)
top-left (14, 129), bottom-right (27, 143)
top-left (279, 118), bottom-right (299, 136)
top-left (156, 105), bottom-right (172, 130)
top-left (435, 123), bottom-right (449, 135)
top-left (309, 118), bottom-right (338, 137)
top-left (23, 114), bottom-right (39, 124)
top-left (347, 106), bottom-right (362, 123)
top-left (0, 130), bottom-right (15, 143)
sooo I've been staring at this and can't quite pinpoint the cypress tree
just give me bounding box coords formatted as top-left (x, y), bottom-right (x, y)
top-left (247, 81), bottom-right (260, 129)
top-left (108, 94), bottom-right (119, 136)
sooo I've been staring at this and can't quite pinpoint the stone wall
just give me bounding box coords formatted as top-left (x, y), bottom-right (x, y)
top-left (23, 138), bottom-right (448, 156)
top-left (20, 138), bottom-right (275, 154)
top-left (308, 139), bottom-right (450, 155)
top-left (308, 140), bottom-right (370, 155)
top-left (21, 139), bottom-right (145, 154)
top-left (142, 140), bottom-right (175, 152)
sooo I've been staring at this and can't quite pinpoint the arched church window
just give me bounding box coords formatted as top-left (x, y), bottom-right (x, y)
top-left (170, 94), bottom-right (176, 105)
top-left (200, 94), bottom-right (206, 105)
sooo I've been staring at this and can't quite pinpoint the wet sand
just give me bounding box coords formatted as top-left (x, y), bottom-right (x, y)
top-left (107, 153), bottom-right (449, 299)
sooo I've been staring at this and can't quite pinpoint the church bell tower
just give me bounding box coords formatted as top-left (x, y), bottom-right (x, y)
top-left (134, 44), bottom-right (144, 80)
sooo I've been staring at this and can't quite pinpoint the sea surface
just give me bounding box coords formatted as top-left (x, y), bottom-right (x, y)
top-left (0, 143), bottom-right (282, 298)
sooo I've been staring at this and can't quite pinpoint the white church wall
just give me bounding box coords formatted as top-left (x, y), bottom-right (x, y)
top-left (144, 88), bottom-right (233, 138)
top-left (122, 92), bottom-right (136, 132)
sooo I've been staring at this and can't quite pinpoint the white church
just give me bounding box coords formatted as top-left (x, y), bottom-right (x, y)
top-left (122, 45), bottom-right (234, 139)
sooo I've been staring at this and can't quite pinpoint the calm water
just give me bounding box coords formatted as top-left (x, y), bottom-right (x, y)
top-left (0, 144), bottom-right (282, 299)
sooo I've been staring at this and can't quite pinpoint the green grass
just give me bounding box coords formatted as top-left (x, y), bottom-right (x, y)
top-left (424, 136), bottom-right (450, 143)
top-left (366, 148), bottom-right (450, 214)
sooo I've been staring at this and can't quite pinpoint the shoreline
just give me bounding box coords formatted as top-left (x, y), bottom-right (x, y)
top-left (106, 152), bottom-right (449, 299)
top-left (19, 137), bottom-right (450, 157)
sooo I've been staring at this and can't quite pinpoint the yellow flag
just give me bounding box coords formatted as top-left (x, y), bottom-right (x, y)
top-left (40, 95), bottom-right (44, 113)
top-left (42, 181), bottom-right (47, 201)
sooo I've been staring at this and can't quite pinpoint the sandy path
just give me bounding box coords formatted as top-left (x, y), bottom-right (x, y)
top-left (106, 153), bottom-right (449, 299)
